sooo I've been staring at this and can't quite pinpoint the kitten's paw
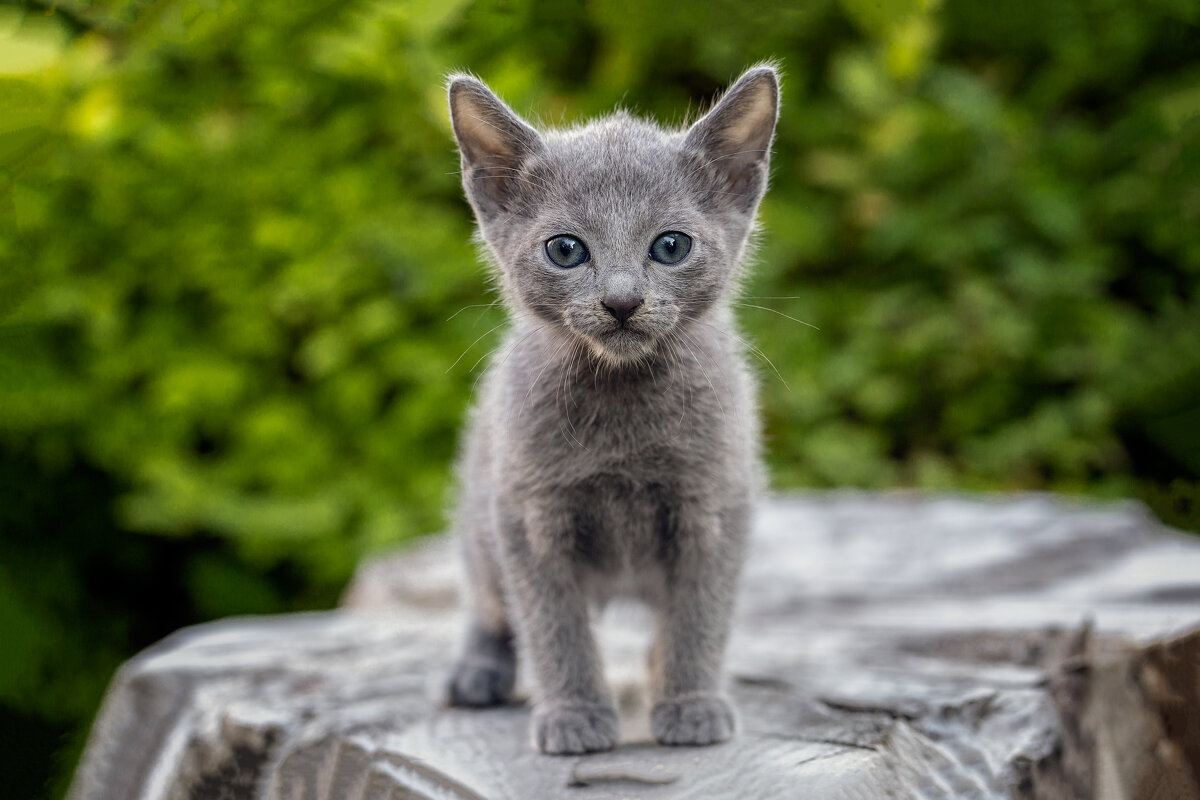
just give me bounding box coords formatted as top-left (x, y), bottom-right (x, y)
top-left (532, 703), bottom-right (619, 755)
top-left (651, 693), bottom-right (736, 746)
top-left (442, 657), bottom-right (516, 708)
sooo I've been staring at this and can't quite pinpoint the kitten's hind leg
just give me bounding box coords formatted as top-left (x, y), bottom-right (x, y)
top-left (443, 530), bottom-right (517, 707)
top-left (444, 620), bottom-right (516, 707)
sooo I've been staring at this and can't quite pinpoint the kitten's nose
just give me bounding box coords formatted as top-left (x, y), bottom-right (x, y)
top-left (602, 296), bottom-right (643, 324)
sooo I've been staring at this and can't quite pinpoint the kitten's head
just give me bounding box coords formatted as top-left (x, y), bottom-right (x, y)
top-left (448, 66), bottom-right (779, 365)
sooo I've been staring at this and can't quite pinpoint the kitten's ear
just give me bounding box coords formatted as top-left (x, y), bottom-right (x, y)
top-left (448, 75), bottom-right (544, 219)
top-left (684, 65), bottom-right (780, 211)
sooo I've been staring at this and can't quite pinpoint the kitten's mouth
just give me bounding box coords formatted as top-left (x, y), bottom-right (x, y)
top-left (586, 325), bottom-right (655, 362)
top-left (563, 303), bottom-right (679, 364)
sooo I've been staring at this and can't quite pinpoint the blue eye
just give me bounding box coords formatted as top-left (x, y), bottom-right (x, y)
top-left (649, 232), bottom-right (692, 264)
top-left (545, 235), bottom-right (589, 268)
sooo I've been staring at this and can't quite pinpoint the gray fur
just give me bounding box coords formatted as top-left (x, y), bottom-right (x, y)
top-left (442, 66), bottom-right (779, 755)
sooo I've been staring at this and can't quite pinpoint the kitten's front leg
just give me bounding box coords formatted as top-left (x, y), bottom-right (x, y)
top-left (497, 502), bottom-right (619, 755)
top-left (648, 504), bottom-right (748, 746)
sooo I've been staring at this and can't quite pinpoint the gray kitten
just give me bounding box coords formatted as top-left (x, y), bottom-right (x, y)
top-left (443, 65), bottom-right (779, 755)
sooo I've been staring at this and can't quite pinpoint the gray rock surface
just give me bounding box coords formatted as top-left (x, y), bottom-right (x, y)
top-left (68, 492), bottom-right (1200, 799)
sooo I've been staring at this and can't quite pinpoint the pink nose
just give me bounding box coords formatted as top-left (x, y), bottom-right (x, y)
top-left (602, 297), bottom-right (642, 324)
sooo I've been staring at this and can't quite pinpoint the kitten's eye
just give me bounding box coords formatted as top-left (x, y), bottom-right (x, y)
top-left (545, 235), bottom-right (590, 268)
top-left (649, 232), bottom-right (692, 265)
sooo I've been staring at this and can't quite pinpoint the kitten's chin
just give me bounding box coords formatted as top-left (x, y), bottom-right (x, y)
top-left (583, 329), bottom-right (657, 365)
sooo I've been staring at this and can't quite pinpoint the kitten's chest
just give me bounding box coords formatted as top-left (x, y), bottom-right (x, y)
top-left (502, 354), bottom-right (736, 493)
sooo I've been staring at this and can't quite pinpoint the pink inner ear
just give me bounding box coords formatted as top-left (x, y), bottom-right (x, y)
top-left (449, 78), bottom-right (542, 170)
top-left (683, 72), bottom-right (778, 206)
top-left (686, 70), bottom-right (779, 166)
top-left (449, 80), bottom-right (544, 218)
top-left (455, 99), bottom-right (517, 160)
top-left (720, 83), bottom-right (776, 151)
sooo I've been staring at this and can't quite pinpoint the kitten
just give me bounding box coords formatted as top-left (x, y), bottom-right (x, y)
top-left (442, 65), bottom-right (779, 755)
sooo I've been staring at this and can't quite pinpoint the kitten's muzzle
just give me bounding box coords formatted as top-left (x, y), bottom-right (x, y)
top-left (602, 295), bottom-right (643, 325)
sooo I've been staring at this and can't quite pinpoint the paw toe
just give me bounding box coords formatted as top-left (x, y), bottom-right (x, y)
top-left (533, 704), bottom-right (619, 755)
top-left (651, 694), bottom-right (735, 746)
top-left (443, 659), bottom-right (515, 707)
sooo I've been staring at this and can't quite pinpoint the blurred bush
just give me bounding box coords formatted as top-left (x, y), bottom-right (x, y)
top-left (1, 0), bottom-right (1198, 795)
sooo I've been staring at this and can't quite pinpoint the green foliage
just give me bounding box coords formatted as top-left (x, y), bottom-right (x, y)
top-left (0, 0), bottom-right (1198, 795)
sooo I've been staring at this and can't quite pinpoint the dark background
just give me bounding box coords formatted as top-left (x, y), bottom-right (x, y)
top-left (1, 0), bottom-right (1198, 796)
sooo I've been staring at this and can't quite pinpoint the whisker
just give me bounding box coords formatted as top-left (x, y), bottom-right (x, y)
top-left (447, 300), bottom-right (502, 321)
top-left (661, 331), bottom-right (691, 438)
top-left (677, 327), bottom-right (727, 428)
top-left (734, 303), bottom-right (820, 330)
top-left (557, 340), bottom-right (590, 450)
top-left (445, 321), bottom-right (507, 374)
top-left (473, 322), bottom-right (547, 393)
top-left (468, 343), bottom-right (499, 375)
top-left (518, 335), bottom-right (570, 422)
top-left (691, 318), bottom-right (790, 391)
